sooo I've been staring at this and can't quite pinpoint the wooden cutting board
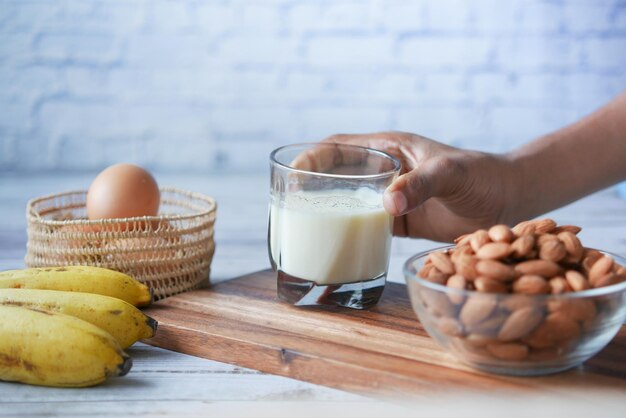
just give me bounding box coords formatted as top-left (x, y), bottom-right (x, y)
top-left (142, 269), bottom-right (626, 397)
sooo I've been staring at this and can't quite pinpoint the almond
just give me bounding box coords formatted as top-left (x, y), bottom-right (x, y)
top-left (486, 343), bottom-right (529, 361)
top-left (426, 267), bottom-right (448, 285)
top-left (454, 233), bottom-right (472, 247)
top-left (564, 270), bottom-right (590, 292)
top-left (454, 252), bottom-right (479, 280)
top-left (593, 273), bottom-right (626, 288)
top-left (470, 230), bottom-right (491, 252)
top-left (537, 233), bottom-right (559, 246)
top-left (476, 242), bottom-right (513, 260)
top-left (446, 274), bottom-right (467, 304)
top-left (476, 260), bottom-right (517, 281)
top-left (419, 289), bottom-right (456, 318)
top-left (524, 312), bottom-right (581, 349)
top-left (527, 311), bottom-right (581, 347)
top-left (497, 306), bottom-right (544, 342)
top-left (474, 277), bottom-right (508, 293)
top-left (589, 255), bottom-right (614, 286)
top-left (459, 296), bottom-right (497, 326)
top-left (512, 275), bottom-right (550, 295)
top-left (515, 259), bottom-right (562, 277)
top-left (463, 333), bottom-right (497, 347)
top-left (488, 224), bottom-right (514, 243)
top-left (531, 218), bottom-right (557, 234)
top-left (451, 337), bottom-right (490, 357)
top-left (418, 263), bottom-right (433, 279)
top-left (553, 225), bottom-right (582, 235)
top-left (511, 221), bottom-right (536, 236)
top-left (582, 249), bottom-right (603, 274)
top-left (527, 347), bottom-right (563, 361)
top-left (581, 318), bottom-right (594, 332)
top-left (429, 251), bottom-right (456, 275)
top-left (548, 298), bottom-right (596, 322)
top-left (450, 245), bottom-right (472, 263)
top-left (436, 317), bottom-right (464, 337)
top-left (467, 313), bottom-right (508, 336)
top-left (523, 329), bottom-right (554, 349)
top-left (510, 235), bottom-right (535, 258)
top-left (558, 231), bottom-right (584, 262)
top-left (547, 312), bottom-right (580, 341)
top-left (549, 276), bottom-right (572, 294)
top-left (538, 240), bottom-right (567, 262)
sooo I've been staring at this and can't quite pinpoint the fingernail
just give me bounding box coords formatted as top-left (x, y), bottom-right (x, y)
top-left (384, 190), bottom-right (407, 215)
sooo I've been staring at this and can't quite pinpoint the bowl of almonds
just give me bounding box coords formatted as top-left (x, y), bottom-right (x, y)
top-left (404, 219), bottom-right (626, 376)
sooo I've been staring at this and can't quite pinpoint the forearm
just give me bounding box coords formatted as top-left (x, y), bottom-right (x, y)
top-left (504, 91), bottom-right (626, 222)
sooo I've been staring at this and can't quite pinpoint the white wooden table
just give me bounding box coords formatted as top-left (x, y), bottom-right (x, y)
top-left (2, 173), bottom-right (626, 416)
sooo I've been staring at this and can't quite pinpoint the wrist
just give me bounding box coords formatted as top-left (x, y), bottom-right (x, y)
top-left (498, 150), bottom-right (529, 225)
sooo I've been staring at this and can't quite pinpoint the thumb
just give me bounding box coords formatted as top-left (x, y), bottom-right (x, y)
top-left (383, 158), bottom-right (460, 216)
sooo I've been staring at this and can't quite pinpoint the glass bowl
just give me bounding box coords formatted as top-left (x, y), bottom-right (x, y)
top-left (404, 246), bottom-right (626, 376)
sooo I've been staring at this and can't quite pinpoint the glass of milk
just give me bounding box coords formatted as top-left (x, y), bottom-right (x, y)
top-left (268, 143), bottom-right (401, 309)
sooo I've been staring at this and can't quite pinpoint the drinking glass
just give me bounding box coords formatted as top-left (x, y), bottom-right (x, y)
top-left (268, 143), bottom-right (401, 309)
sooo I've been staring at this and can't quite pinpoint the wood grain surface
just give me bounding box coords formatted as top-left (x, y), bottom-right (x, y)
top-left (143, 269), bottom-right (626, 397)
top-left (3, 174), bottom-right (626, 415)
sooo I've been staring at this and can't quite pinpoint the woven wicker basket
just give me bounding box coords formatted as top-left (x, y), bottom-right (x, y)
top-left (25, 187), bottom-right (217, 301)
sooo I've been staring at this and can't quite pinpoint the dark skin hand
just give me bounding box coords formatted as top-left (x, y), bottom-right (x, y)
top-left (321, 91), bottom-right (626, 243)
top-left (321, 132), bottom-right (515, 242)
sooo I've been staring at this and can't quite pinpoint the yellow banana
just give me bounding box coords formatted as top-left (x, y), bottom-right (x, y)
top-left (0, 266), bottom-right (152, 307)
top-left (0, 305), bottom-right (132, 387)
top-left (0, 289), bottom-right (157, 348)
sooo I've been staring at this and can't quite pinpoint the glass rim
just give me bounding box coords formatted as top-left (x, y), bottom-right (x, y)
top-left (270, 142), bottom-right (402, 180)
top-left (403, 244), bottom-right (626, 299)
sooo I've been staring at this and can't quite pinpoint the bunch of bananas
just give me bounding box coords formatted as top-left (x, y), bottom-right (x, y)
top-left (0, 266), bottom-right (156, 387)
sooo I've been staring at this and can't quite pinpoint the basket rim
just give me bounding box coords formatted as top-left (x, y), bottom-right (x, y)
top-left (26, 186), bottom-right (217, 226)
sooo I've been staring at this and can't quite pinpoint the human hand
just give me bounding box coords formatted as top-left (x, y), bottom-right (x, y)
top-left (319, 132), bottom-right (518, 242)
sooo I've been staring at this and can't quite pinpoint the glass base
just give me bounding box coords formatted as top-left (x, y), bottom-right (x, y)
top-left (277, 270), bottom-right (386, 309)
top-left (467, 361), bottom-right (579, 376)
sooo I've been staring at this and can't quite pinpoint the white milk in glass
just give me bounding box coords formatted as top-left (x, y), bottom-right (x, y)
top-left (269, 188), bottom-right (393, 285)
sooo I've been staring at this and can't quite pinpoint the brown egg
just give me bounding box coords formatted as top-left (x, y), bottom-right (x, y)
top-left (87, 163), bottom-right (160, 220)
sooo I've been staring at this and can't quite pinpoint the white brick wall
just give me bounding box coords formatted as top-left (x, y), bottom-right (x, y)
top-left (0, 0), bottom-right (625, 173)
